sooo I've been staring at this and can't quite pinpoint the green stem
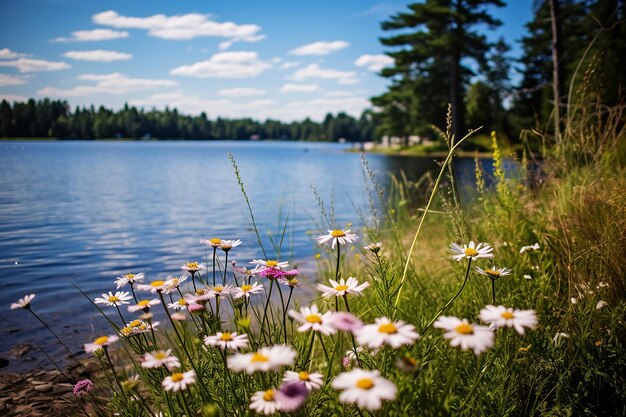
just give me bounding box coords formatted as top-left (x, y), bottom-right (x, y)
top-left (222, 251), bottom-right (229, 285)
top-left (212, 247), bottom-right (217, 287)
top-left (104, 347), bottom-right (127, 401)
top-left (191, 271), bottom-right (197, 292)
top-left (260, 280), bottom-right (274, 343)
top-left (304, 331), bottom-right (315, 369)
top-left (342, 295), bottom-right (362, 367)
top-left (491, 279), bottom-right (496, 305)
top-left (335, 243), bottom-right (341, 280)
top-left (276, 282), bottom-right (287, 344)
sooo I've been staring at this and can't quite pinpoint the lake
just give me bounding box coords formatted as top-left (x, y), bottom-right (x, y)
top-left (0, 140), bottom-right (489, 370)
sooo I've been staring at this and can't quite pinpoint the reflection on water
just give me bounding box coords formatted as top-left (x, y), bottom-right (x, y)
top-left (0, 140), bottom-right (492, 370)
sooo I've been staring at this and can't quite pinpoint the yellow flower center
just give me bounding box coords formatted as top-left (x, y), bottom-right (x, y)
top-left (306, 315), bottom-right (322, 323)
top-left (121, 327), bottom-right (133, 336)
top-left (464, 248), bottom-right (479, 257)
top-left (331, 230), bottom-right (346, 237)
top-left (595, 340), bottom-right (602, 347)
top-left (335, 285), bottom-right (349, 292)
top-left (151, 280), bottom-right (165, 287)
top-left (501, 311), bottom-right (514, 319)
top-left (154, 352), bottom-right (167, 360)
top-left (485, 269), bottom-right (501, 277)
top-left (126, 273), bottom-right (135, 279)
top-left (177, 299), bottom-right (187, 306)
top-left (214, 285), bottom-right (224, 292)
top-left (209, 238), bottom-right (221, 245)
top-left (170, 373), bottom-right (184, 382)
top-left (263, 389), bottom-right (274, 401)
top-left (129, 320), bottom-right (142, 327)
top-left (138, 300), bottom-right (150, 307)
top-left (518, 347), bottom-right (529, 352)
top-left (251, 352), bottom-right (269, 362)
top-left (241, 285), bottom-right (253, 292)
top-left (356, 378), bottom-right (374, 390)
top-left (378, 323), bottom-right (398, 334)
top-left (108, 296), bottom-right (120, 302)
top-left (220, 333), bottom-right (233, 341)
top-left (298, 371), bottom-right (310, 381)
top-left (94, 336), bottom-right (109, 345)
top-left (186, 262), bottom-right (199, 269)
top-left (266, 260), bottom-right (278, 267)
top-left (455, 323), bottom-right (474, 335)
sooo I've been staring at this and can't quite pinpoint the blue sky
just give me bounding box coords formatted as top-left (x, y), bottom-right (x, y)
top-left (0, 0), bottom-right (531, 122)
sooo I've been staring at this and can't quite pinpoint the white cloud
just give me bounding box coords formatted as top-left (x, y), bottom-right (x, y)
top-left (52, 29), bottom-right (129, 43)
top-left (63, 50), bottom-right (132, 62)
top-left (218, 87), bottom-right (265, 97)
top-left (170, 51), bottom-right (271, 79)
top-left (0, 48), bottom-right (30, 59)
top-left (0, 74), bottom-right (27, 86)
top-left (0, 58), bottom-right (70, 73)
top-left (324, 90), bottom-right (354, 98)
top-left (287, 97), bottom-right (370, 119)
top-left (37, 72), bottom-right (177, 97)
top-left (0, 94), bottom-right (28, 102)
top-left (280, 62), bottom-right (299, 70)
top-left (280, 83), bottom-right (319, 93)
top-left (92, 10), bottom-right (265, 47)
top-left (291, 63), bottom-right (358, 84)
top-left (290, 40), bottom-right (350, 56)
top-left (354, 54), bottom-right (393, 72)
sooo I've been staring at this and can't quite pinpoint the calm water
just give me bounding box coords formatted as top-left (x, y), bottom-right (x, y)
top-left (0, 140), bottom-right (487, 370)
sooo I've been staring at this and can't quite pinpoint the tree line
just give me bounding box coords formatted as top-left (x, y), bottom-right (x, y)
top-left (0, 99), bottom-right (377, 142)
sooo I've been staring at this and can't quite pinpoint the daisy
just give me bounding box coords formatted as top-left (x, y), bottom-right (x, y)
top-left (479, 305), bottom-right (538, 335)
top-left (228, 345), bottom-right (296, 374)
top-left (141, 349), bottom-right (181, 370)
top-left (171, 312), bottom-right (186, 321)
top-left (355, 317), bottom-right (419, 349)
top-left (162, 370), bottom-right (196, 392)
top-left (434, 316), bottom-right (494, 355)
top-left (553, 332), bottom-right (569, 345)
top-left (94, 291), bottom-right (132, 307)
top-left (283, 370), bottom-right (323, 391)
top-left (476, 266), bottom-right (512, 280)
top-left (596, 300), bottom-right (607, 310)
top-left (168, 298), bottom-right (189, 311)
top-left (232, 262), bottom-right (261, 278)
top-left (396, 353), bottom-right (419, 373)
top-left (115, 272), bottom-right (145, 289)
top-left (279, 276), bottom-right (302, 288)
top-left (136, 280), bottom-right (170, 293)
top-left (209, 284), bottom-right (235, 299)
top-left (519, 243), bottom-right (540, 253)
top-left (450, 241), bottom-right (493, 261)
top-left (330, 312), bottom-right (363, 332)
top-left (84, 335), bottom-right (119, 353)
top-left (187, 288), bottom-right (215, 304)
top-left (288, 305), bottom-right (336, 336)
top-left (317, 277), bottom-right (370, 298)
top-left (316, 229), bottom-right (358, 249)
top-left (331, 369), bottom-right (397, 411)
top-left (204, 332), bottom-right (249, 351)
top-left (275, 382), bottom-right (309, 412)
top-left (364, 242), bottom-right (383, 253)
top-left (128, 298), bottom-right (161, 313)
top-left (259, 267), bottom-right (287, 280)
top-left (181, 262), bottom-right (206, 274)
top-left (10, 293), bottom-right (36, 310)
top-left (251, 259), bottom-right (290, 269)
top-left (219, 239), bottom-right (242, 252)
top-left (249, 389), bottom-right (280, 415)
top-left (163, 276), bottom-right (188, 292)
top-left (200, 238), bottom-right (222, 248)
top-left (233, 282), bottom-right (264, 299)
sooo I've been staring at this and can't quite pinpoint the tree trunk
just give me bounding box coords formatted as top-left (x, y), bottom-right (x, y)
top-left (549, 0), bottom-right (562, 140)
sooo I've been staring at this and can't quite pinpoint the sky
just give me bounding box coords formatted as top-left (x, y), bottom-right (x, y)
top-left (0, 0), bottom-right (532, 122)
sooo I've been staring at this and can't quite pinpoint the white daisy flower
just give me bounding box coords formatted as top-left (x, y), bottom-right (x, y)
top-left (317, 277), bottom-right (370, 298)
top-left (434, 316), bottom-right (494, 355)
top-left (553, 332), bottom-right (570, 345)
top-left (228, 345), bottom-right (296, 374)
top-left (187, 288), bottom-right (215, 304)
top-left (519, 243), bottom-right (540, 253)
top-left (181, 262), bottom-right (206, 274)
top-left (136, 280), bottom-right (170, 293)
top-left (94, 291), bottom-right (133, 307)
top-left (250, 259), bottom-right (290, 269)
top-left (127, 298), bottom-right (161, 313)
top-left (364, 242), bottom-right (383, 253)
top-left (233, 282), bottom-right (264, 299)
top-left (596, 300), bottom-right (607, 310)
top-left (115, 273), bottom-right (145, 289)
top-left (316, 229), bottom-right (358, 249)
top-left (204, 332), bottom-right (249, 351)
top-left (10, 293), bottom-right (36, 310)
top-left (288, 305), bottom-right (336, 336)
top-left (479, 305), bottom-right (538, 335)
top-left (450, 241), bottom-right (493, 261)
top-left (162, 370), bottom-right (196, 392)
top-left (331, 369), bottom-right (397, 411)
top-left (283, 370), bottom-right (323, 391)
top-left (209, 284), bottom-right (235, 299)
top-left (249, 389), bottom-right (280, 415)
top-left (163, 275), bottom-right (188, 292)
top-left (168, 298), bottom-right (189, 311)
top-left (200, 238), bottom-right (222, 248)
top-left (84, 335), bottom-right (119, 353)
top-left (219, 239), bottom-right (242, 251)
top-left (141, 349), bottom-right (180, 370)
top-left (476, 266), bottom-right (512, 279)
top-left (355, 317), bottom-right (419, 349)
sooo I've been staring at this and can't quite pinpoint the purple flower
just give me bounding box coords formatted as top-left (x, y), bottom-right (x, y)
top-left (275, 381), bottom-right (309, 412)
top-left (331, 312), bottom-right (363, 332)
top-left (73, 379), bottom-right (94, 397)
top-left (259, 267), bottom-right (287, 280)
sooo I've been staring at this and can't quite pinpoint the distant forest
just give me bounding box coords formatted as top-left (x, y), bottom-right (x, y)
top-left (0, 100), bottom-right (377, 141)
